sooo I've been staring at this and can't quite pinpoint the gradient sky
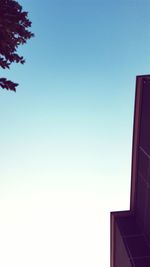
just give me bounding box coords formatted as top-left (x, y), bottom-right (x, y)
top-left (0, 1), bottom-right (150, 266)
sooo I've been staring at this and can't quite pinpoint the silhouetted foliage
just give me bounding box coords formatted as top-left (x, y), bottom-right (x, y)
top-left (0, 0), bottom-right (34, 92)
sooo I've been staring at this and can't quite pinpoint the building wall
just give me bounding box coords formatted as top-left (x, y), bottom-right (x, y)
top-left (135, 79), bottom-right (150, 239)
top-left (111, 76), bottom-right (150, 267)
top-left (114, 221), bottom-right (132, 267)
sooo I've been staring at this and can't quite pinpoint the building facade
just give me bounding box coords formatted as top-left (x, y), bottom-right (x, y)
top-left (111, 75), bottom-right (150, 267)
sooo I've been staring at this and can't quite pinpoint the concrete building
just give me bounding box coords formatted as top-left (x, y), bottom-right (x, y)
top-left (110, 75), bottom-right (150, 267)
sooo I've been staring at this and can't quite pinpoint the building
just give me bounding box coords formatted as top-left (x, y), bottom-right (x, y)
top-left (110, 75), bottom-right (150, 267)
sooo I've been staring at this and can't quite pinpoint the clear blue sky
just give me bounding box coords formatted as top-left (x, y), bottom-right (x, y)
top-left (0, 1), bottom-right (150, 266)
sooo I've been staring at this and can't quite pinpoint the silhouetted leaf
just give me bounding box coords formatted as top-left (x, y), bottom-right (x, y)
top-left (0, 0), bottom-right (34, 92)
